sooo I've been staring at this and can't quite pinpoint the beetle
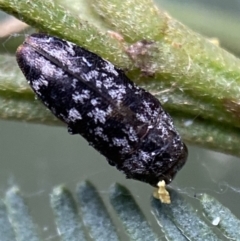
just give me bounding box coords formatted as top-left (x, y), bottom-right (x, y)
top-left (16, 33), bottom-right (188, 187)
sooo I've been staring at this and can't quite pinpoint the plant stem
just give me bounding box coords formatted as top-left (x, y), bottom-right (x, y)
top-left (0, 0), bottom-right (240, 158)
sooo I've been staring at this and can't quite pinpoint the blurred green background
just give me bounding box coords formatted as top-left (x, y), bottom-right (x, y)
top-left (1, 0), bottom-right (240, 240)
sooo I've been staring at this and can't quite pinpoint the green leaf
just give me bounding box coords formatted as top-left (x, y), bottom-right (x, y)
top-left (1, 183), bottom-right (238, 241)
top-left (76, 181), bottom-right (120, 241)
top-left (200, 193), bottom-right (240, 241)
top-left (152, 189), bottom-right (223, 241)
top-left (5, 187), bottom-right (41, 241)
top-left (50, 186), bottom-right (87, 241)
top-left (109, 183), bottom-right (159, 241)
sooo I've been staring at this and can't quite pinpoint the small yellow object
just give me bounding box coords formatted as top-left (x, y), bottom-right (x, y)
top-left (153, 180), bottom-right (171, 204)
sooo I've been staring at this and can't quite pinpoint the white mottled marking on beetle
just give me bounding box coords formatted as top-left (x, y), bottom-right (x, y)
top-left (128, 83), bottom-right (133, 89)
top-left (81, 56), bottom-right (92, 67)
top-left (68, 108), bottom-right (82, 122)
top-left (128, 126), bottom-right (139, 142)
top-left (91, 99), bottom-right (99, 106)
top-left (96, 80), bottom-right (102, 88)
top-left (108, 85), bottom-right (126, 102)
top-left (87, 70), bottom-right (99, 79)
top-left (32, 78), bottom-right (49, 91)
top-left (112, 137), bottom-right (131, 153)
top-left (88, 108), bottom-right (108, 124)
top-left (136, 113), bottom-right (148, 123)
top-left (65, 41), bottom-right (75, 55)
top-left (71, 78), bottom-right (78, 88)
top-left (94, 127), bottom-right (109, 142)
top-left (139, 150), bottom-right (151, 162)
top-left (72, 89), bottom-right (90, 104)
top-left (106, 105), bottom-right (113, 114)
top-left (88, 105), bottom-right (112, 124)
top-left (103, 62), bottom-right (119, 76)
top-left (103, 77), bottom-right (114, 89)
top-left (81, 73), bottom-right (92, 82)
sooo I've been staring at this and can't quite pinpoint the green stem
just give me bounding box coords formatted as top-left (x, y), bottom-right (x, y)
top-left (0, 0), bottom-right (240, 158)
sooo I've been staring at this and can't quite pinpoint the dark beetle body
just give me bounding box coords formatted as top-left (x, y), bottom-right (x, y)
top-left (16, 33), bottom-right (188, 187)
